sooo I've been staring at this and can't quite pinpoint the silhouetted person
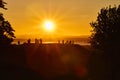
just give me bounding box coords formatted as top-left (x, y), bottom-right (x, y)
top-left (69, 40), bottom-right (72, 44)
top-left (65, 40), bottom-right (69, 44)
top-left (27, 39), bottom-right (31, 44)
top-left (18, 41), bottom-right (20, 45)
top-left (40, 38), bottom-right (42, 44)
top-left (35, 38), bottom-right (39, 44)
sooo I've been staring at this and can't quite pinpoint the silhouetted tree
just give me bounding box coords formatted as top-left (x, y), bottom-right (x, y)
top-left (90, 5), bottom-right (120, 51)
top-left (0, 0), bottom-right (7, 9)
top-left (89, 5), bottom-right (120, 80)
top-left (0, 0), bottom-right (15, 45)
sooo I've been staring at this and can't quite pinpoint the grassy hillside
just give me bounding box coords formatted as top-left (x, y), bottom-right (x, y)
top-left (0, 44), bottom-right (91, 80)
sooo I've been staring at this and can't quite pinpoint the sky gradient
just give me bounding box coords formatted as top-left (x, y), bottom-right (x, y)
top-left (2, 0), bottom-right (120, 38)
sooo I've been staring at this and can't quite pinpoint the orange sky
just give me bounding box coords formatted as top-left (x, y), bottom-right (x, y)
top-left (2, 0), bottom-right (120, 38)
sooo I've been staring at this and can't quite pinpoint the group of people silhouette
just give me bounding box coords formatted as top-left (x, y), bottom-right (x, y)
top-left (59, 40), bottom-right (74, 44)
top-left (17, 39), bottom-right (74, 45)
top-left (17, 38), bottom-right (42, 45)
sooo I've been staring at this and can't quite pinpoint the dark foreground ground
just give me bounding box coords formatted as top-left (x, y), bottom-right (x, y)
top-left (0, 44), bottom-right (91, 80)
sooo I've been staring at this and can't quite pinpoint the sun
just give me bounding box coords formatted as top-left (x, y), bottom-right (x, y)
top-left (44, 20), bottom-right (55, 32)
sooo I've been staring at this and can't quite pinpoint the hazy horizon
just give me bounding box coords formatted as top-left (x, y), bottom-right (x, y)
top-left (13, 36), bottom-right (90, 45)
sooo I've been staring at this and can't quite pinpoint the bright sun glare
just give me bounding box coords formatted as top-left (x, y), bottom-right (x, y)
top-left (44, 20), bottom-right (55, 32)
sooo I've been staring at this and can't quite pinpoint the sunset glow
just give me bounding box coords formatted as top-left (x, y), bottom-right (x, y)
top-left (4, 0), bottom-right (120, 38)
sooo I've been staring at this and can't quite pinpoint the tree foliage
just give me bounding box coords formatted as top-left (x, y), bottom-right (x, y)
top-left (0, 0), bottom-right (15, 45)
top-left (90, 5), bottom-right (120, 51)
top-left (89, 5), bottom-right (120, 80)
top-left (0, 0), bottom-right (7, 9)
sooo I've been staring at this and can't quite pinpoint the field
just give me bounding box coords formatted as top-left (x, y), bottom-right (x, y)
top-left (0, 43), bottom-right (91, 80)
